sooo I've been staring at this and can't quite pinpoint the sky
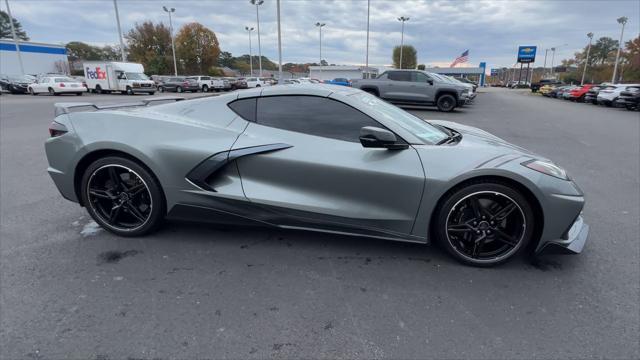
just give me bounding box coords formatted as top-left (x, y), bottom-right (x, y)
top-left (2, 0), bottom-right (639, 70)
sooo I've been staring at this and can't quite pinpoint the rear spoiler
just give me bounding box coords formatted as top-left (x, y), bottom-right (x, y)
top-left (54, 96), bottom-right (185, 117)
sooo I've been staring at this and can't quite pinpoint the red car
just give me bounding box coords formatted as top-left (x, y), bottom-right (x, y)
top-left (567, 84), bottom-right (595, 102)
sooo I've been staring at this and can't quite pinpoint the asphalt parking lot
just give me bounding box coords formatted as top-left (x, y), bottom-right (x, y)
top-left (1, 88), bottom-right (639, 359)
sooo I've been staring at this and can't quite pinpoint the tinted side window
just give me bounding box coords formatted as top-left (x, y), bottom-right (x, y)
top-left (256, 96), bottom-right (382, 143)
top-left (387, 71), bottom-right (411, 82)
top-left (413, 72), bottom-right (430, 83)
top-left (228, 98), bottom-right (257, 122)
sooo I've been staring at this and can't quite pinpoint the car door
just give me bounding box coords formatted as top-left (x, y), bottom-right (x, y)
top-left (407, 72), bottom-right (436, 103)
top-left (33, 77), bottom-right (47, 93)
top-left (229, 95), bottom-right (425, 238)
top-left (383, 71), bottom-right (416, 101)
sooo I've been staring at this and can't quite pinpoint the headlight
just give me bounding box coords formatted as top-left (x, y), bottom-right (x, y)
top-left (522, 159), bottom-right (569, 180)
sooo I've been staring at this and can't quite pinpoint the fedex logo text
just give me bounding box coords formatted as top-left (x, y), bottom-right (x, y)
top-left (86, 67), bottom-right (107, 80)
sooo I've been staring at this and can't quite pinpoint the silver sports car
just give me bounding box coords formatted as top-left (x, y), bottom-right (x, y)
top-left (45, 85), bottom-right (589, 266)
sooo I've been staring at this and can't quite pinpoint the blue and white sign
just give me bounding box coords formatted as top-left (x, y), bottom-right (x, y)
top-left (490, 68), bottom-right (498, 76)
top-left (517, 46), bottom-right (537, 63)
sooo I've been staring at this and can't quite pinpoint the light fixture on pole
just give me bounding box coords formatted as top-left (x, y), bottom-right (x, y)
top-left (245, 26), bottom-right (255, 76)
top-left (163, 6), bottom-right (178, 76)
top-left (113, 0), bottom-right (126, 61)
top-left (397, 16), bottom-right (409, 69)
top-left (315, 22), bottom-right (326, 76)
top-left (4, 0), bottom-right (24, 75)
top-left (365, 0), bottom-right (370, 79)
top-left (277, 0), bottom-right (282, 82)
top-left (549, 43), bottom-right (568, 77)
top-left (581, 32), bottom-right (594, 85)
top-left (250, 0), bottom-right (264, 77)
top-left (612, 16), bottom-right (627, 83)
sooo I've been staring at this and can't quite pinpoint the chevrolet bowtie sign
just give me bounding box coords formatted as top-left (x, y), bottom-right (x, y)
top-left (517, 46), bottom-right (537, 63)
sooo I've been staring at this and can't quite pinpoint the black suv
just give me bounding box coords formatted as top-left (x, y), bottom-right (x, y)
top-left (617, 85), bottom-right (640, 111)
top-left (531, 78), bottom-right (561, 93)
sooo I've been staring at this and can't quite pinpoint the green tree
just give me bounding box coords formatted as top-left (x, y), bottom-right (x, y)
top-left (392, 45), bottom-right (417, 69)
top-left (0, 10), bottom-right (28, 40)
top-left (218, 51), bottom-right (234, 68)
top-left (591, 37), bottom-right (619, 65)
top-left (417, 64), bottom-right (426, 70)
top-left (175, 22), bottom-right (220, 74)
top-left (125, 21), bottom-right (173, 75)
top-left (621, 36), bottom-right (640, 82)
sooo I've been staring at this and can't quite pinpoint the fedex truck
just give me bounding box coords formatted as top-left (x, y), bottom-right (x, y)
top-left (83, 61), bottom-right (156, 95)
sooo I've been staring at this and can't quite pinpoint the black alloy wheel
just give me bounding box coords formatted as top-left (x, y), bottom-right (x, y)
top-left (436, 183), bottom-right (534, 266)
top-left (437, 94), bottom-right (456, 112)
top-left (81, 157), bottom-right (165, 236)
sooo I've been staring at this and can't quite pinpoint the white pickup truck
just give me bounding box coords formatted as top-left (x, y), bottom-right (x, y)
top-left (186, 76), bottom-right (228, 92)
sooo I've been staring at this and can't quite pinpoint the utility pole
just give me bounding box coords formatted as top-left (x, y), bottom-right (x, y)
top-left (277, 0), bottom-right (282, 82)
top-left (542, 48), bottom-right (549, 77)
top-left (581, 32), bottom-right (594, 85)
top-left (163, 6), bottom-right (178, 76)
top-left (365, 0), bottom-right (370, 78)
top-left (113, 0), bottom-right (126, 61)
top-left (245, 26), bottom-right (255, 76)
top-left (315, 22), bottom-right (326, 76)
top-left (4, 0), bottom-right (24, 75)
top-left (250, 0), bottom-right (264, 77)
top-left (397, 16), bottom-right (409, 69)
top-left (612, 16), bottom-right (627, 83)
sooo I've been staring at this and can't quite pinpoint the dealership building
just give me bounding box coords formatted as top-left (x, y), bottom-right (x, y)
top-left (308, 65), bottom-right (379, 81)
top-left (0, 39), bottom-right (69, 76)
top-left (424, 63), bottom-right (487, 86)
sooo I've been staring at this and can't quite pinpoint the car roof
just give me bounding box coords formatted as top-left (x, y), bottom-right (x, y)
top-left (259, 83), bottom-right (360, 97)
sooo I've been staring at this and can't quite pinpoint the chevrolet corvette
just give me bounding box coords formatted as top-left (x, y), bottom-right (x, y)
top-left (45, 85), bottom-right (589, 266)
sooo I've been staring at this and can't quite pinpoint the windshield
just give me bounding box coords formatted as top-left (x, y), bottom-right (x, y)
top-left (125, 72), bottom-right (149, 80)
top-left (8, 75), bottom-right (35, 82)
top-left (350, 92), bottom-right (448, 145)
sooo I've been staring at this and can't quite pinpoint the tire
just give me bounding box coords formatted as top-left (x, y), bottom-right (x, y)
top-left (76, 92), bottom-right (83, 96)
top-left (29, 88), bottom-right (36, 96)
top-left (436, 94), bottom-right (456, 112)
top-left (126, 86), bottom-right (134, 95)
top-left (80, 156), bottom-right (165, 237)
top-left (434, 181), bottom-right (535, 267)
top-left (255, 84), bottom-right (261, 88)
top-left (94, 85), bottom-right (102, 94)
top-left (202, 85), bottom-right (209, 92)
top-left (176, 86), bottom-right (183, 93)
top-left (48, 88), bottom-right (56, 96)
top-left (158, 86), bottom-right (164, 93)
top-left (362, 88), bottom-right (379, 97)
top-left (148, 92), bottom-right (155, 95)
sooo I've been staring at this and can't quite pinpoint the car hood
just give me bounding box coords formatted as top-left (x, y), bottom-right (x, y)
top-left (424, 120), bottom-right (544, 168)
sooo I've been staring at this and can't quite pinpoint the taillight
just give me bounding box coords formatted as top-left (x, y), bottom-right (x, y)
top-left (49, 121), bottom-right (68, 137)
top-left (183, 82), bottom-right (189, 86)
top-left (59, 83), bottom-right (66, 87)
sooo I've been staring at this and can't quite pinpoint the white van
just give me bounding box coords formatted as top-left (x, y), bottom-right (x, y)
top-left (83, 62), bottom-right (156, 95)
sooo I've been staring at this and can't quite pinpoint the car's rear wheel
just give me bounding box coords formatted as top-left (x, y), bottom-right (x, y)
top-left (176, 86), bottom-right (183, 93)
top-left (81, 156), bottom-right (165, 237)
top-left (436, 94), bottom-right (456, 112)
top-left (202, 85), bottom-right (209, 92)
top-left (48, 87), bottom-right (56, 96)
top-left (435, 182), bottom-right (535, 267)
top-left (29, 88), bottom-right (36, 95)
top-left (158, 86), bottom-right (164, 93)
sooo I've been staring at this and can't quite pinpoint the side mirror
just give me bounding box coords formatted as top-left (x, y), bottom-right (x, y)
top-left (427, 79), bottom-right (434, 85)
top-left (359, 126), bottom-right (408, 150)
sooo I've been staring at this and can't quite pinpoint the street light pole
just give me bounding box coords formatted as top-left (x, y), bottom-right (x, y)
top-left (397, 16), bottom-right (409, 69)
top-left (581, 32), bottom-right (594, 85)
top-left (550, 47), bottom-right (556, 76)
top-left (163, 6), bottom-right (178, 76)
top-left (612, 16), bottom-right (627, 83)
top-left (365, 0), bottom-right (370, 78)
top-left (277, 0), bottom-right (282, 82)
top-left (4, 0), bottom-right (24, 75)
top-left (542, 48), bottom-right (549, 77)
top-left (315, 22), bottom-right (326, 76)
top-left (245, 26), bottom-right (254, 76)
top-left (250, 0), bottom-right (264, 77)
top-left (113, 0), bottom-right (126, 61)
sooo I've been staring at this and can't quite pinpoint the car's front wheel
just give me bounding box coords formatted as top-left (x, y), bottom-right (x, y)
top-left (434, 181), bottom-right (535, 267)
top-left (436, 94), bottom-right (456, 112)
top-left (80, 156), bottom-right (165, 237)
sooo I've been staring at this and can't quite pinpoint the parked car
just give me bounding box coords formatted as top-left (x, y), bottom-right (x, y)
top-left (615, 85), bottom-right (640, 110)
top-left (549, 85), bottom-right (572, 98)
top-left (0, 74), bottom-right (36, 94)
top-left (157, 77), bottom-right (200, 93)
top-left (283, 79), bottom-right (301, 84)
top-left (562, 86), bottom-right (580, 100)
top-left (351, 69), bottom-right (470, 112)
top-left (440, 74), bottom-right (476, 101)
top-left (46, 84), bottom-right (588, 267)
top-left (539, 84), bottom-right (557, 96)
top-left (244, 77), bottom-right (271, 88)
top-left (531, 78), bottom-right (562, 92)
top-left (224, 77), bottom-right (246, 90)
top-left (597, 84), bottom-right (640, 107)
top-left (565, 84), bottom-right (595, 102)
top-left (150, 75), bottom-right (171, 86)
top-left (73, 76), bottom-right (88, 90)
top-left (583, 84), bottom-right (607, 104)
top-left (454, 77), bottom-right (478, 91)
top-left (324, 78), bottom-right (351, 86)
top-left (28, 76), bottom-right (85, 96)
top-left (186, 76), bottom-right (227, 92)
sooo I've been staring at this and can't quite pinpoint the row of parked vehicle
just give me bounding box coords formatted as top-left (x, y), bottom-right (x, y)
top-left (538, 81), bottom-right (640, 111)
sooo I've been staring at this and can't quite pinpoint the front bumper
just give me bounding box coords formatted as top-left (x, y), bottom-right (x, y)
top-left (132, 86), bottom-right (156, 93)
top-left (537, 215), bottom-right (589, 255)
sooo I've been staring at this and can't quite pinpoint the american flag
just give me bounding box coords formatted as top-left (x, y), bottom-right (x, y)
top-left (450, 50), bottom-right (469, 67)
